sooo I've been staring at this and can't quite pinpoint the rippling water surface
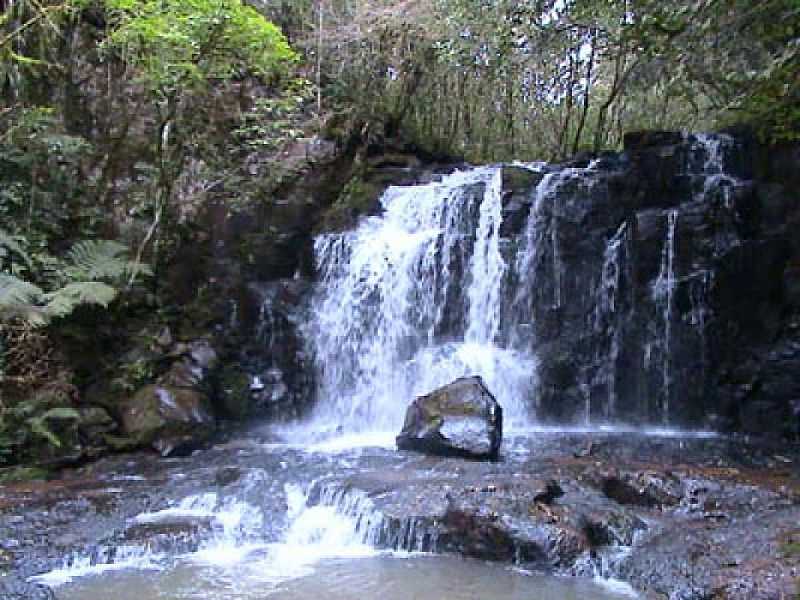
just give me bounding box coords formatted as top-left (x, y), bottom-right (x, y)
top-left (57, 554), bottom-right (635, 600)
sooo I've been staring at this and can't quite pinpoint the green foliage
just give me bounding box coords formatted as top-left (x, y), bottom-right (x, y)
top-left (0, 0), bottom-right (87, 95)
top-left (299, 0), bottom-right (799, 160)
top-left (25, 406), bottom-right (81, 448)
top-left (64, 240), bottom-right (152, 282)
top-left (0, 275), bottom-right (46, 325)
top-left (233, 78), bottom-right (313, 152)
top-left (0, 233), bottom-right (150, 326)
top-left (0, 107), bottom-right (99, 259)
top-left (102, 0), bottom-right (297, 99)
top-left (0, 394), bottom-right (80, 462)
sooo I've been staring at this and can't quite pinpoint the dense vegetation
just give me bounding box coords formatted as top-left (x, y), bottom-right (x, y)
top-left (272, 0), bottom-right (799, 161)
top-left (0, 0), bottom-right (798, 467)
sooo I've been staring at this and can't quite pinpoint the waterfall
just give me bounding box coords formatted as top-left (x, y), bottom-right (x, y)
top-left (300, 132), bottom-right (748, 433)
top-left (306, 167), bottom-right (536, 435)
top-left (510, 170), bottom-right (575, 344)
top-left (652, 209), bottom-right (679, 424)
top-left (593, 222), bottom-right (628, 422)
top-left (509, 172), bottom-right (558, 340)
top-left (465, 168), bottom-right (506, 344)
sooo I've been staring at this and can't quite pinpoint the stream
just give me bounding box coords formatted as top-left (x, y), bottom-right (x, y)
top-left (32, 430), bottom-right (638, 600)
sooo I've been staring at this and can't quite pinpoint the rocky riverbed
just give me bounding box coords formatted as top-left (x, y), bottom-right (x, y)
top-left (1, 429), bottom-right (798, 600)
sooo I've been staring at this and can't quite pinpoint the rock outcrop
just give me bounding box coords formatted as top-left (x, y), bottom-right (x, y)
top-left (492, 132), bottom-right (800, 435)
top-left (396, 376), bottom-right (503, 460)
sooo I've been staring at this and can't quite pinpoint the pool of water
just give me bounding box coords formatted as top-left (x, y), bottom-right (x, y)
top-left (55, 554), bottom-right (635, 600)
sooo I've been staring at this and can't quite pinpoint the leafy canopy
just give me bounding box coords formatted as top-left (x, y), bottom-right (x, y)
top-left (102, 0), bottom-right (297, 98)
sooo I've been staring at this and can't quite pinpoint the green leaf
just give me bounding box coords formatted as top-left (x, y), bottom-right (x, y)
top-left (39, 407), bottom-right (80, 421)
top-left (64, 240), bottom-right (152, 283)
top-left (44, 281), bottom-right (119, 318)
top-left (0, 230), bottom-right (33, 269)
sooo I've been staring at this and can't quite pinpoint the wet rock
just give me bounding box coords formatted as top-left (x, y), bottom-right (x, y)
top-left (499, 131), bottom-right (800, 432)
top-left (0, 581), bottom-right (55, 600)
top-left (120, 384), bottom-right (214, 456)
top-left (230, 279), bottom-right (314, 420)
top-left (396, 376), bottom-right (503, 460)
top-left (593, 470), bottom-right (682, 508)
top-left (623, 130), bottom-right (684, 151)
top-left (76, 406), bottom-right (117, 442)
top-left (214, 466), bottom-right (242, 487)
top-left (121, 516), bottom-right (212, 555)
top-left (159, 340), bottom-right (218, 388)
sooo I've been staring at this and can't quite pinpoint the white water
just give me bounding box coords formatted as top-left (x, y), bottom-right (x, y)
top-left (305, 167), bottom-right (536, 436)
top-left (593, 222), bottom-right (628, 422)
top-left (652, 208), bottom-right (679, 424)
top-left (38, 445), bottom-right (642, 599)
top-left (33, 479), bottom-right (385, 590)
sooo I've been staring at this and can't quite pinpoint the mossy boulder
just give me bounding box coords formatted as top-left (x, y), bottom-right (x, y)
top-left (396, 376), bottom-right (503, 460)
top-left (120, 384), bottom-right (214, 456)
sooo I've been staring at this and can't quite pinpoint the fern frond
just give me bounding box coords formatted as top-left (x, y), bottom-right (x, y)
top-left (64, 240), bottom-right (152, 283)
top-left (26, 407), bottom-right (80, 449)
top-left (0, 229), bottom-right (32, 268)
top-left (0, 274), bottom-right (47, 325)
top-left (43, 282), bottom-right (118, 318)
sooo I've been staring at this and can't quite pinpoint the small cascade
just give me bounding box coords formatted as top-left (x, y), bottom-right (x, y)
top-left (592, 222), bottom-right (628, 422)
top-left (510, 170), bottom-right (576, 346)
top-left (652, 209), bottom-right (679, 424)
top-left (692, 133), bottom-right (737, 207)
top-left (309, 482), bottom-right (437, 553)
top-left (509, 172), bottom-right (559, 343)
top-left (31, 488), bottom-right (268, 586)
top-left (466, 168), bottom-right (506, 344)
top-left (33, 473), bottom-right (425, 590)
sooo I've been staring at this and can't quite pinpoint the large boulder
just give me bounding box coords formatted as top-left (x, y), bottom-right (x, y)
top-left (120, 384), bottom-right (214, 456)
top-left (396, 376), bottom-right (503, 460)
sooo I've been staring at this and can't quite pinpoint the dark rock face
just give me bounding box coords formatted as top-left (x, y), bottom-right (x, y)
top-left (396, 376), bottom-right (503, 459)
top-left (219, 279), bottom-right (314, 421)
top-left (493, 132), bottom-right (800, 436)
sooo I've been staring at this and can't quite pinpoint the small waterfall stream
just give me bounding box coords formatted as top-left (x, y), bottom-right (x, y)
top-left (652, 208), bottom-right (680, 424)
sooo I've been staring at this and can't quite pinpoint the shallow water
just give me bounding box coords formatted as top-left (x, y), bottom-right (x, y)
top-left (28, 430), bottom-right (654, 600)
top-left (56, 554), bottom-right (635, 600)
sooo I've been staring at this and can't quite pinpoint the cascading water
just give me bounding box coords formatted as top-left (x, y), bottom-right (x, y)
top-left (652, 209), bottom-right (679, 424)
top-left (510, 171), bottom-right (562, 336)
top-left (305, 167), bottom-right (536, 435)
top-left (593, 222), bottom-right (628, 422)
top-left (28, 136), bottom-right (759, 600)
top-left (694, 133), bottom-right (737, 206)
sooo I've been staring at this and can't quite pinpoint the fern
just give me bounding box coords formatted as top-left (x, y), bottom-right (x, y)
top-left (64, 240), bottom-right (152, 283)
top-left (44, 282), bottom-right (119, 318)
top-left (0, 239), bottom-right (150, 326)
top-left (0, 229), bottom-right (32, 269)
top-left (26, 407), bottom-right (80, 448)
top-left (0, 274), bottom-right (47, 325)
